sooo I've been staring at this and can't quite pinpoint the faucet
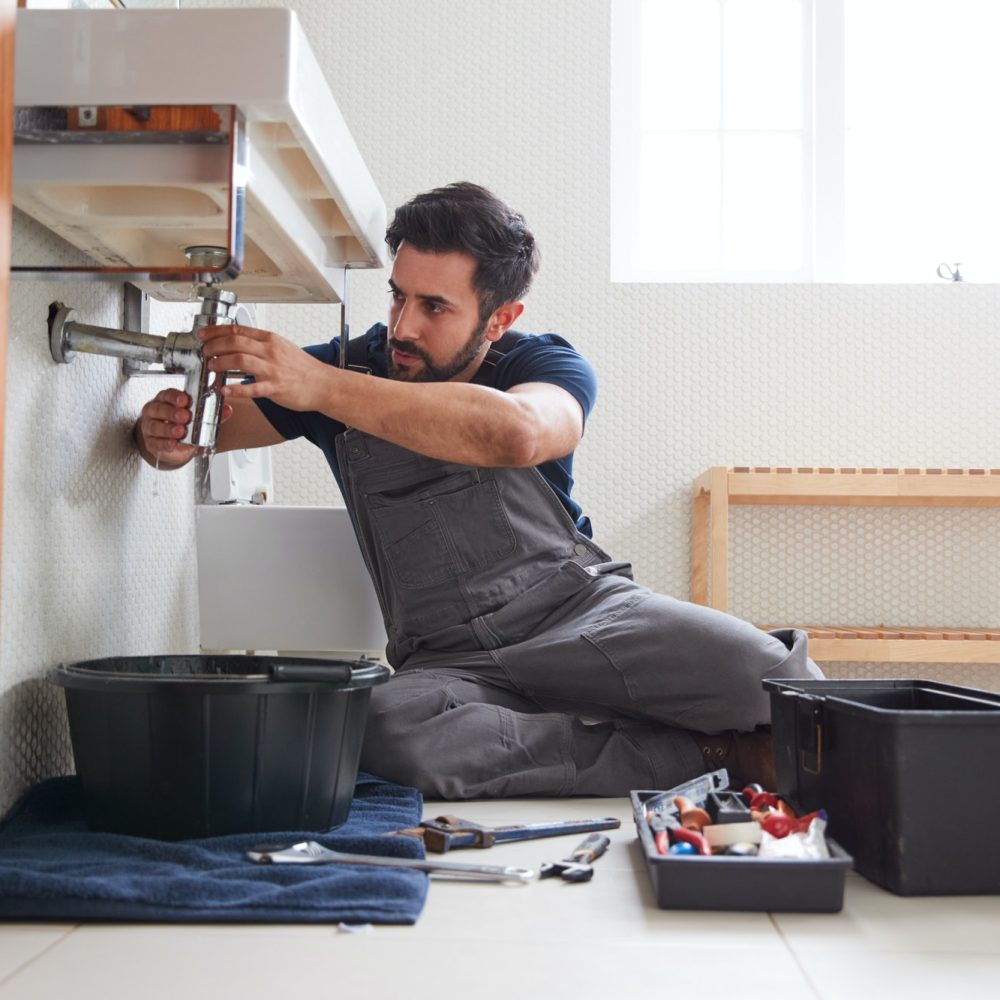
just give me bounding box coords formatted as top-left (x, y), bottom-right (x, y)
top-left (47, 247), bottom-right (240, 452)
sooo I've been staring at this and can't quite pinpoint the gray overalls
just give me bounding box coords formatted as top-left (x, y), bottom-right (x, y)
top-left (340, 426), bottom-right (822, 798)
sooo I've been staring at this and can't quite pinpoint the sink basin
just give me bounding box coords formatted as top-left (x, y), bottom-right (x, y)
top-left (13, 8), bottom-right (386, 303)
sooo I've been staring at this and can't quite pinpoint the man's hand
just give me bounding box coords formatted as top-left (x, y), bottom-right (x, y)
top-left (191, 323), bottom-right (583, 470)
top-left (200, 324), bottom-right (331, 412)
top-left (134, 388), bottom-right (233, 468)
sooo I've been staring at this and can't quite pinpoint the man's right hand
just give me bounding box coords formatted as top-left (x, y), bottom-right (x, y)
top-left (135, 388), bottom-right (229, 468)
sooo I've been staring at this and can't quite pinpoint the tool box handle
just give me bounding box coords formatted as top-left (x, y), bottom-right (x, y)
top-left (785, 691), bottom-right (825, 775)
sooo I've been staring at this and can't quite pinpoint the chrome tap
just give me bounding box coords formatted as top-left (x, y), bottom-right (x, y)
top-left (48, 247), bottom-right (240, 453)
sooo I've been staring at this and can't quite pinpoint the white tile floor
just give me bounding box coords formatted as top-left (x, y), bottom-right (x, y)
top-left (1, 795), bottom-right (999, 1000)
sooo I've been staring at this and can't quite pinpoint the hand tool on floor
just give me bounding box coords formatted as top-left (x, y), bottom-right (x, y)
top-left (538, 832), bottom-right (611, 883)
top-left (393, 815), bottom-right (621, 853)
top-left (245, 841), bottom-right (535, 884)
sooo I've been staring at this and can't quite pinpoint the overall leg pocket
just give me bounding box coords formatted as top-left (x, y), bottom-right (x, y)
top-left (495, 578), bottom-right (656, 716)
top-left (581, 590), bottom-right (656, 703)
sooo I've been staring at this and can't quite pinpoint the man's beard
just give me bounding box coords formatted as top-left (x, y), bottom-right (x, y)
top-left (388, 318), bottom-right (488, 382)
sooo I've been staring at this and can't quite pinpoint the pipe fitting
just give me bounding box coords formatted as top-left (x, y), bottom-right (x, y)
top-left (47, 282), bottom-right (242, 454)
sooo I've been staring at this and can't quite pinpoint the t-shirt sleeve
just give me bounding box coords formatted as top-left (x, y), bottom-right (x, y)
top-left (497, 338), bottom-right (598, 423)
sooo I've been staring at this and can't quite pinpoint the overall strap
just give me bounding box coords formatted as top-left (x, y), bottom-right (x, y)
top-left (343, 331), bottom-right (376, 372)
top-left (483, 330), bottom-right (527, 365)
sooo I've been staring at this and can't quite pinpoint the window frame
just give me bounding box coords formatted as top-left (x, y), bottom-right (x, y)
top-left (611, 0), bottom-right (848, 283)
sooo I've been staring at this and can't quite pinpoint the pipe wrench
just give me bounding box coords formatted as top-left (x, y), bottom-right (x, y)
top-left (395, 814), bottom-right (621, 853)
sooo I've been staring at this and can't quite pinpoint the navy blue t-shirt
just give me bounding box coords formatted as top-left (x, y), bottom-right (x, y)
top-left (254, 323), bottom-right (598, 536)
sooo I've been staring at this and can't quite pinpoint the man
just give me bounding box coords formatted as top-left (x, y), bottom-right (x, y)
top-left (136, 182), bottom-right (822, 798)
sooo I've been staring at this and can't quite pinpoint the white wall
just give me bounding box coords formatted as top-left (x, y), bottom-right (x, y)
top-left (1, 209), bottom-right (203, 812)
top-left (3, 0), bottom-right (998, 813)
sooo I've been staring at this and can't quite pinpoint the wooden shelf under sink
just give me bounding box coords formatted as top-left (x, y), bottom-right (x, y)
top-left (692, 467), bottom-right (1000, 663)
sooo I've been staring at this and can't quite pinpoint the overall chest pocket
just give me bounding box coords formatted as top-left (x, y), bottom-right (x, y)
top-left (368, 471), bottom-right (516, 589)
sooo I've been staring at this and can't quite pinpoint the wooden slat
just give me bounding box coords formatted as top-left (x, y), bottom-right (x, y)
top-left (725, 468), bottom-right (1000, 506)
top-left (808, 639), bottom-right (1000, 663)
top-left (760, 625), bottom-right (1000, 641)
top-left (757, 625), bottom-right (1000, 662)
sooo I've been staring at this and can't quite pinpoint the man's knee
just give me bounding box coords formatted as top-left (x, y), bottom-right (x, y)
top-left (360, 695), bottom-right (432, 789)
top-left (359, 672), bottom-right (498, 790)
top-left (361, 677), bottom-right (451, 765)
top-left (765, 627), bottom-right (824, 680)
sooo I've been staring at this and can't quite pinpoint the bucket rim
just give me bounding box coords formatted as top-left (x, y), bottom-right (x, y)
top-left (47, 654), bottom-right (390, 693)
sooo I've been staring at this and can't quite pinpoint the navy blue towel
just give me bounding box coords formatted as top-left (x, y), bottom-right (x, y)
top-left (0, 774), bottom-right (427, 924)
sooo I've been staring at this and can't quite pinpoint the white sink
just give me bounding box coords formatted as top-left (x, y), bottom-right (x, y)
top-left (13, 7), bottom-right (386, 303)
top-left (196, 505), bottom-right (388, 659)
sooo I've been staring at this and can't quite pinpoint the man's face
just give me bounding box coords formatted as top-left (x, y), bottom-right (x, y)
top-left (386, 243), bottom-right (492, 382)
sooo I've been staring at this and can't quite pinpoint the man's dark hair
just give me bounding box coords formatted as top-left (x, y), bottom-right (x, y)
top-left (385, 182), bottom-right (540, 320)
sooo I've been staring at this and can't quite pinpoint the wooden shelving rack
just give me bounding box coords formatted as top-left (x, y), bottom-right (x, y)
top-left (691, 466), bottom-right (1000, 662)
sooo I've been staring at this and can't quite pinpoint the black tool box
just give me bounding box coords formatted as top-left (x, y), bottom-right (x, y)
top-left (631, 790), bottom-right (852, 912)
top-left (766, 678), bottom-right (1000, 896)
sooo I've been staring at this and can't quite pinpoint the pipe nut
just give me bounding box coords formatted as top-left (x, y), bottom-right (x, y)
top-left (47, 302), bottom-right (77, 364)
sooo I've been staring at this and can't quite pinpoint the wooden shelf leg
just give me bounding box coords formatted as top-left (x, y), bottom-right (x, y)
top-left (709, 467), bottom-right (729, 611)
top-left (691, 486), bottom-right (709, 605)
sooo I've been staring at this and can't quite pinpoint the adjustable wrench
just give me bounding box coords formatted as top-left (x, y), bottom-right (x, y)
top-left (539, 832), bottom-right (611, 883)
top-left (246, 840), bottom-right (535, 884)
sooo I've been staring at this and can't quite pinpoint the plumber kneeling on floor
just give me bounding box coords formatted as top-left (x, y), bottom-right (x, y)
top-left (135, 181), bottom-right (823, 799)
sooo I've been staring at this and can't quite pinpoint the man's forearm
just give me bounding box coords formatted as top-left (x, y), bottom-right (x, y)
top-left (311, 366), bottom-right (570, 467)
top-left (199, 324), bottom-right (584, 467)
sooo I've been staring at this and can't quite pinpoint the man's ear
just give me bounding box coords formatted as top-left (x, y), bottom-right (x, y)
top-left (485, 301), bottom-right (525, 343)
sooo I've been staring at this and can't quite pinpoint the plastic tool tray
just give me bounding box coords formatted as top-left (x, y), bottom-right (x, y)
top-left (631, 777), bottom-right (852, 913)
top-left (766, 677), bottom-right (1000, 896)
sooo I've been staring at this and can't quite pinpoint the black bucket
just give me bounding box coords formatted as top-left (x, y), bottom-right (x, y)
top-left (49, 655), bottom-right (390, 840)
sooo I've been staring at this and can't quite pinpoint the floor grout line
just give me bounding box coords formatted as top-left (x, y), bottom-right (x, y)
top-left (768, 913), bottom-right (824, 999)
top-left (0, 925), bottom-right (80, 990)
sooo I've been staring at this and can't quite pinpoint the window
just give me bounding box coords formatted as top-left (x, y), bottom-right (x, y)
top-left (611, 0), bottom-right (1000, 282)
